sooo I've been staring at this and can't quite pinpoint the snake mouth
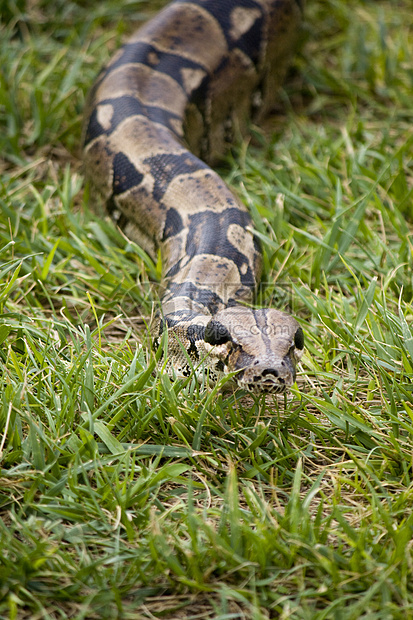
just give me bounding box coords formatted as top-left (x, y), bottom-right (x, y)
top-left (241, 378), bottom-right (289, 395)
top-left (236, 358), bottom-right (297, 394)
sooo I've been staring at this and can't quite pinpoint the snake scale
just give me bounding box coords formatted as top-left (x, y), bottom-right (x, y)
top-left (83, 0), bottom-right (305, 394)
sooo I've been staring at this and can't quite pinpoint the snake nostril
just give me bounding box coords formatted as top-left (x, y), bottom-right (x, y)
top-left (262, 368), bottom-right (279, 378)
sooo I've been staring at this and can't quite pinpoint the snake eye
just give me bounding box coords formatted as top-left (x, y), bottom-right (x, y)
top-left (204, 320), bottom-right (232, 346)
top-left (294, 327), bottom-right (304, 350)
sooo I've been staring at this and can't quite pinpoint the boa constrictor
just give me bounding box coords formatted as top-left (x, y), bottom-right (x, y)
top-left (83, 0), bottom-right (305, 394)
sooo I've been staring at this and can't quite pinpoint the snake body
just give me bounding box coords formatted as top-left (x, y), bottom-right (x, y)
top-left (83, 0), bottom-right (304, 394)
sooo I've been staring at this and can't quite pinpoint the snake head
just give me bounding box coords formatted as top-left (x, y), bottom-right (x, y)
top-left (203, 306), bottom-right (304, 394)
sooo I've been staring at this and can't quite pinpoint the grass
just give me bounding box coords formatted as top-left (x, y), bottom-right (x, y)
top-left (0, 0), bottom-right (413, 617)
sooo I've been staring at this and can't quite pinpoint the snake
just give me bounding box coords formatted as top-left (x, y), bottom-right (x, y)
top-left (83, 0), bottom-right (305, 394)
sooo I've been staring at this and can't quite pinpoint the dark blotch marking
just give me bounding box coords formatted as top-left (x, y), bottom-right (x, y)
top-left (182, 365), bottom-right (192, 377)
top-left (112, 152), bottom-right (144, 195)
top-left (185, 208), bottom-right (256, 288)
top-left (187, 324), bottom-right (206, 342)
top-left (166, 282), bottom-right (223, 314)
top-left (162, 309), bottom-right (206, 330)
top-left (204, 320), bottom-right (232, 346)
top-left (216, 360), bottom-right (225, 372)
top-left (294, 327), bottom-right (304, 350)
top-left (162, 207), bottom-right (184, 241)
top-left (103, 41), bottom-right (208, 97)
top-left (187, 341), bottom-right (199, 359)
top-left (180, 0), bottom-right (264, 64)
top-left (186, 324), bottom-right (206, 360)
top-left (143, 152), bottom-right (208, 202)
top-left (84, 96), bottom-right (181, 145)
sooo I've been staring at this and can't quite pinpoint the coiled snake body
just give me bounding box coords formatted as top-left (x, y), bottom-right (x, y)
top-left (83, 0), bottom-right (304, 394)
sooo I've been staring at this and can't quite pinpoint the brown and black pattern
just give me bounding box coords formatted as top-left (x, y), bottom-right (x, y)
top-left (83, 0), bottom-right (305, 394)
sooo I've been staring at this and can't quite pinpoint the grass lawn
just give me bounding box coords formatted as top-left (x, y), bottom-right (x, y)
top-left (1, 0), bottom-right (413, 618)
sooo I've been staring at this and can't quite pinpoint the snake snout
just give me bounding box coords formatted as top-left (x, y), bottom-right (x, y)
top-left (238, 355), bottom-right (297, 394)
